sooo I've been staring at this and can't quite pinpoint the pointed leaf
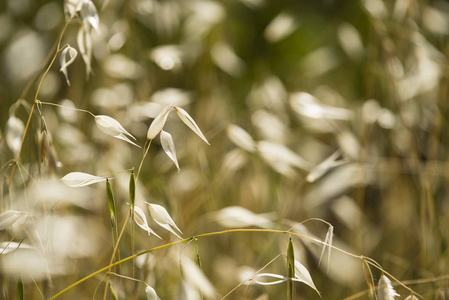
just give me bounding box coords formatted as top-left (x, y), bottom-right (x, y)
top-left (95, 115), bottom-right (140, 147)
top-left (0, 242), bottom-right (33, 255)
top-left (94, 115), bottom-right (135, 138)
top-left (80, 0), bottom-right (100, 31)
top-left (146, 203), bottom-right (182, 239)
top-left (106, 179), bottom-right (117, 228)
top-left (77, 26), bottom-right (93, 76)
top-left (226, 124), bottom-right (256, 153)
top-left (195, 252), bottom-right (202, 270)
top-left (133, 206), bottom-right (161, 239)
top-left (60, 45), bottom-right (78, 86)
top-left (181, 258), bottom-right (217, 298)
top-left (318, 225), bottom-right (334, 273)
top-left (250, 273), bottom-right (287, 286)
top-left (129, 170), bottom-right (135, 214)
top-left (6, 116), bottom-right (25, 156)
top-left (257, 141), bottom-right (312, 176)
top-left (214, 206), bottom-right (274, 228)
top-left (145, 285), bottom-right (161, 300)
top-left (174, 106), bottom-right (209, 145)
top-left (287, 238), bottom-right (295, 277)
top-left (294, 260), bottom-right (320, 296)
top-left (160, 130), bottom-right (180, 171)
top-left (287, 237), bottom-right (295, 300)
top-left (363, 259), bottom-right (376, 299)
top-left (64, 0), bottom-right (84, 17)
top-left (61, 172), bottom-right (106, 187)
top-left (211, 41), bottom-right (246, 77)
top-left (0, 210), bottom-right (23, 231)
top-left (147, 105), bottom-right (172, 140)
top-left (109, 283), bottom-right (118, 300)
top-left (264, 11), bottom-right (299, 43)
top-left (306, 150), bottom-right (344, 182)
top-left (17, 276), bottom-right (23, 300)
top-left (290, 92), bottom-right (353, 120)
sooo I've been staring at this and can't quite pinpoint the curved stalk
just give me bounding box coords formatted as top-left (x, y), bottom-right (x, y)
top-left (8, 17), bottom-right (74, 187)
top-left (52, 228), bottom-right (419, 299)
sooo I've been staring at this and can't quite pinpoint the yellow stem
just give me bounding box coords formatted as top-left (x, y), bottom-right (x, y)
top-left (102, 139), bottom-right (152, 299)
top-left (102, 211), bottom-right (130, 300)
top-left (53, 228), bottom-right (417, 299)
top-left (8, 17), bottom-right (73, 187)
top-left (136, 139), bottom-right (152, 182)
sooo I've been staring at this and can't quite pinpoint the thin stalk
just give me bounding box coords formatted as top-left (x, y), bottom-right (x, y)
top-left (136, 139), bottom-right (152, 182)
top-left (220, 254), bottom-right (283, 300)
top-left (102, 139), bottom-right (152, 300)
top-left (366, 260), bottom-right (420, 298)
top-left (38, 101), bottom-right (96, 117)
top-left (107, 272), bottom-right (145, 284)
top-left (8, 17), bottom-right (73, 187)
top-left (128, 170), bottom-right (136, 277)
top-left (102, 210), bottom-right (130, 300)
top-left (19, 28), bottom-right (61, 101)
top-left (56, 238), bottom-right (188, 299)
top-left (53, 228), bottom-right (419, 299)
top-left (343, 274), bottom-right (446, 300)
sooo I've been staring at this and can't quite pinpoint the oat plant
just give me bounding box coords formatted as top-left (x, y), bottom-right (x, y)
top-left (1, 0), bottom-right (449, 299)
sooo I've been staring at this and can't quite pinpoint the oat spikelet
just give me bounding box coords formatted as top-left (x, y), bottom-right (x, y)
top-left (378, 274), bottom-right (399, 300)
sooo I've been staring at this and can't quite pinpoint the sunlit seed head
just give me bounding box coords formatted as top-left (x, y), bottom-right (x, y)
top-left (6, 116), bottom-right (25, 155)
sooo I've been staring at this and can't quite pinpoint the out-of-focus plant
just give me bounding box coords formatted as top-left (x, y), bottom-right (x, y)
top-left (1, 0), bottom-right (448, 299)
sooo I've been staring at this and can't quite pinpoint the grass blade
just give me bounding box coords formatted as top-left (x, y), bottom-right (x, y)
top-left (287, 237), bottom-right (295, 300)
top-left (129, 170), bottom-right (135, 218)
top-left (106, 178), bottom-right (117, 229)
top-left (108, 283), bottom-right (118, 300)
top-left (17, 276), bottom-right (23, 300)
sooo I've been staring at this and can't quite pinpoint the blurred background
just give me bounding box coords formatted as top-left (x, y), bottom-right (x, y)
top-left (1, 0), bottom-right (449, 299)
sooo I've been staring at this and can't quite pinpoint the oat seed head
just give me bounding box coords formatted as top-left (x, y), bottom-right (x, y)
top-left (61, 172), bottom-right (106, 187)
top-left (147, 105), bottom-right (172, 140)
top-left (160, 130), bottom-right (180, 171)
top-left (146, 203), bottom-right (182, 239)
top-left (378, 275), bottom-right (400, 300)
top-left (173, 106), bottom-right (209, 145)
top-left (59, 45), bottom-right (78, 86)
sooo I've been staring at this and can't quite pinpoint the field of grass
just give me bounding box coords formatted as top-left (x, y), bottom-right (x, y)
top-left (1, 0), bottom-right (448, 299)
